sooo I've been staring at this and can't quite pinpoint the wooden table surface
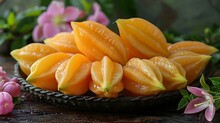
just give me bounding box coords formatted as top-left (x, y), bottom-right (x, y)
top-left (1, 55), bottom-right (220, 123)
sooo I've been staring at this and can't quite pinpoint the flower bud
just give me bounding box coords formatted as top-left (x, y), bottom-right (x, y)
top-left (9, 77), bottom-right (19, 84)
top-left (0, 92), bottom-right (14, 115)
top-left (2, 81), bottom-right (21, 97)
top-left (0, 80), bottom-right (4, 91)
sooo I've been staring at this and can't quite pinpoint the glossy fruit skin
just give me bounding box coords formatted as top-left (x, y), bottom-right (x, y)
top-left (150, 56), bottom-right (187, 91)
top-left (116, 18), bottom-right (169, 59)
top-left (89, 56), bottom-right (124, 98)
top-left (44, 32), bottom-right (81, 54)
top-left (168, 50), bottom-right (211, 84)
top-left (56, 54), bottom-right (92, 95)
top-left (123, 58), bottom-right (165, 96)
top-left (71, 21), bottom-right (128, 65)
top-left (26, 52), bottom-right (72, 91)
top-left (168, 41), bottom-right (218, 55)
top-left (10, 43), bottom-right (57, 75)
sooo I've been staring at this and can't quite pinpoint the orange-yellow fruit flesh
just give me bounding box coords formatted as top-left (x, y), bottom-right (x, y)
top-left (26, 52), bottom-right (72, 91)
top-left (71, 21), bottom-right (128, 65)
top-left (168, 41), bottom-right (218, 55)
top-left (116, 18), bottom-right (169, 59)
top-left (150, 56), bottom-right (187, 91)
top-left (44, 32), bottom-right (81, 54)
top-left (168, 50), bottom-right (211, 84)
top-left (56, 54), bottom-right (92, 95)
top-left (90, 56), bottom-right (124, 98)
top-left (123, 58), bottom-right (165, 96)
top-left (10, 43), bottom-right (57, 75)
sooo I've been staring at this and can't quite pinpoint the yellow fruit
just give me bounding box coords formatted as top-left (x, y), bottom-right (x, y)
top-left (168, 41), bottom-right (218, 55)
top-left (90, 56), bottom-right (124, 98)
top-left (44, 32), bottom-right (81, 54)
top-left (56, 54), bottom-right (92, 95)
top-left (10, 43), bottom-right (57, 75)
top-left (26, 52), bottom-right (72, 91)
top-left (150, 56), bottom-right (187, 91)
top-left (168, 50), bottom-right (211, 84)
top-left (116, 18), bottom-right (169, 59)
top-left (123, 58), bottom-right (165, 96)
top-left (71, 21), bottom-right (128, 65)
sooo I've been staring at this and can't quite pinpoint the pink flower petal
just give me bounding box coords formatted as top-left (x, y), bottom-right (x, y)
top-left (0, 92), bottom-right (14, 115)
top-left (205, 103), bottom-right (216, 121)
top-left (64, 7), bottom-right (81, 21)
top-left (184, 98), bottom-right (208, 114)
top-left (0, 81), bottom-right (4, 91)
top-left (32, 25), bottom-right (44, 42)
top-left (187, 86), bottom-right (207, 97)
top-left (60, 23), bottom-right (72, 32)
top-left (87, 2), bottom-right (109, 26)
top-left (37, 12), bottom-right (53, 25)
top-left (93, 2), bottom-right (101, 12)
top-left (2, 81), bottom-right (21, 97)
top-left (96, 12), bottom-right (110, 26)
top-left (43, 23), bottom-right (60, 38)
top-left (47, 1), bottom-right (65, 16)
top-left (0, 68), bottom-right (7, 78)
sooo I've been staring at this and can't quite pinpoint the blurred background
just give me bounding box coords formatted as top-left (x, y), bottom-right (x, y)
top-left (1, 0), bottom-right (220, 34)
top-left (1, 0), bottom-right (220, 54)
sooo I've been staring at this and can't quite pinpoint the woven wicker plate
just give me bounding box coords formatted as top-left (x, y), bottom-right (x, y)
top-left (14, 63), bottom-right (216, 112)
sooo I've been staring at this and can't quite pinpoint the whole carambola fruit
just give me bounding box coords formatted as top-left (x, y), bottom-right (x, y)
top-left (44, 32), bottom-right (81, 54)
top-left (10, 43), bottom-right (57, 75)
top-left (123, 58), bottom-right (165, 96)
top-left (168, 50), bottom-right (211, 84)
top-left (90, 56), bottom-right (124, 98)
top-left (26, 52), bottom-right (72, 91)
top-left (71, 21), bottom-right (128, 65)
top-left (116, 18), bottom-right (169, 59)
top-left (56, 54), bottom-right (92, 95)
top-left (168, 41), bottom-right (218, 55)
top-left (150, 56), bottom-right (187, 91)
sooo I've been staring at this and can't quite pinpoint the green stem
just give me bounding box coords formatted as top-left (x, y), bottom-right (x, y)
top-left (214, 97), bottom-right (220, 101)
top-left (207, 90), bottom-right (220, 95)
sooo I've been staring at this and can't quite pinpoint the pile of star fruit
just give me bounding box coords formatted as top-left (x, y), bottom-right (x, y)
top-left (11, 18), bottom-right (218, 98)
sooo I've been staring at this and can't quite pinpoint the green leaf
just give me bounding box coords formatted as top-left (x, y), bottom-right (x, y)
top-left (13, 97), bottom-right (22, 105)
top-left (112, 0), bottom-right (137, 18)
top-left (0, 33), bottom-right (13, 45)
top-left (211, 53), bottom-right (220, 64)
top-left (200, 74), bottom-right (210, 91)
top-left (68, 0), bottom-right (82, 9)
top-left (40, 0), bottom-right (52, 6)
top-left (0, 19), bottom-right (7, 29)
top-left (188, 94), bottom-right (196, 100)
top-left (17, 6), bottom-right (46, 20)
top-left (15, 17), bottom-right (37, 33)
top-left (210, 85), bottom-right (220, 94)
top-left (24, 6), bottom-right (46, 17)
top-left (80, 0), bottom-right (92, 15)
top-left (96, 0), bottom-right (114, 20)
top-left (215, 99), bottom-right (220, 110)
top-left (179, 89), bottom-right (189, 97)
top-left (177, 98), bottom-right (188, 110)
top-left (7, 11), bottom-right (16, 26)
top-left (10, 38), bottom-right (27, 51)
top-left (209, 77), bottom-right (220, 86)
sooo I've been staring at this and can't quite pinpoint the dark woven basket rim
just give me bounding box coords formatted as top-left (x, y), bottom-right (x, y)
top-left (14, 62), bottom-right (216, 111)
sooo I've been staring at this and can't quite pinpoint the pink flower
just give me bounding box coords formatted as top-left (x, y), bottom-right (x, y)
top-left (184, 86), bottom-right (215, 121)
top-left (87, 2), bottom-right (109, 26)
top-left (0, 92), bottom-right (14, 115)
top-left (33, 1), bottom-right (82, 42)
top-left (0, 67), bottom-right (9, 82)
top-left (0, 80), bottom-right (4, 91)
top-left (2, 81), bottom-right (21, 97)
